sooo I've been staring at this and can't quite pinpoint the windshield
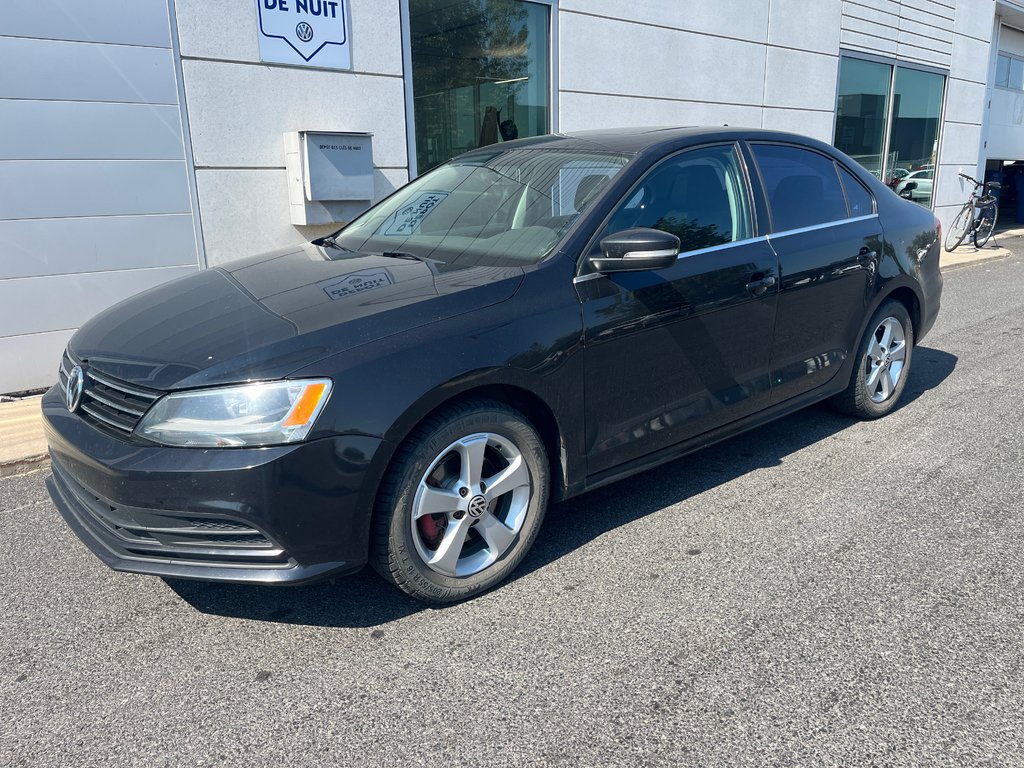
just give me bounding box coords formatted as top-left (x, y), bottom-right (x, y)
top-left (332, 148), bottom-right (631, 267)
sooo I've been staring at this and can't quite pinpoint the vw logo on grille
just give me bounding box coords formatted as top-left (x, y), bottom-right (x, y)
top-left (66, 365), bottom-right (85, 413)
top-left (468, 495), bottom-right (488, 519)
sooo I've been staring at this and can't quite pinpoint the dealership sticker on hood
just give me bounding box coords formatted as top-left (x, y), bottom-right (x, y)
top-left (319, 268), bottom-right (394, 300)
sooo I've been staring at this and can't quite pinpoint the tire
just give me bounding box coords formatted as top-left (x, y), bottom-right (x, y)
top-left (944, 203), bottom-right (973, 252)
top-left (831, 300), bottom-right (914, 420)
top-left (973, 202), bottom-right (997, 248)
top-left (370, 399), bottom-right (549, 603)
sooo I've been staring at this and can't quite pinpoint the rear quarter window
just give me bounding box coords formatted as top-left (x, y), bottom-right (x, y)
top-left (838, 166), bottom-right (874, 218)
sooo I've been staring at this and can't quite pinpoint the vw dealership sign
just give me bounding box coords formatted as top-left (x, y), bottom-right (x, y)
top-left (257, 0), bottom-right (351, 70)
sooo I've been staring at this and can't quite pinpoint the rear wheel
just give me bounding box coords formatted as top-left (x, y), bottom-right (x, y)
top-left (370, 400), bottom-right (549, 603)
top-left (973, 203), bottom-right (997, 248)
top-left (944, 203), bottom-right (973, 252)
top-left (831, 300), bottom-right (914, 419)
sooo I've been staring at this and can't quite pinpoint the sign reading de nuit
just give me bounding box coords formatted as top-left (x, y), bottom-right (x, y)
top-left (257, 0), bottom-right (351, 70)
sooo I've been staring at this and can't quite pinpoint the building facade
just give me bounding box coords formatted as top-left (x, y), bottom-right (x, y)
top-left (1, 0), bottom-right (1021, 393)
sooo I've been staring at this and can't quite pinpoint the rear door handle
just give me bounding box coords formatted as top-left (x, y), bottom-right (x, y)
top-left (857, 247), bottom-right (877, 261)
top-left (745, 275), bottom-right (777, 296)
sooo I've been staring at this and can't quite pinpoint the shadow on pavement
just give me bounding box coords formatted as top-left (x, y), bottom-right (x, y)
top-left (167, 346), bottom-right (957, 628)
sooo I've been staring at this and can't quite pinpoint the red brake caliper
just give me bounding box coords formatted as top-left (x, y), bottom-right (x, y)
top-left (418, 514), bottom-right (447, 549)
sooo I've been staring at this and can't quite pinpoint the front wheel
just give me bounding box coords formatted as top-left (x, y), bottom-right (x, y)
top-left (944, 203), bottom-right (973, 252)
top-left (831, 300), bottom-right (914, 419)
top-left (973, 203), bottom-right (998, 248)
top-left (370, 400), bottom-right (549, 603)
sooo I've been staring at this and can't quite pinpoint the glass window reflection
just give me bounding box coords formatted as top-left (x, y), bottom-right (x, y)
top-left (409, 0), bottom-right (550, 174)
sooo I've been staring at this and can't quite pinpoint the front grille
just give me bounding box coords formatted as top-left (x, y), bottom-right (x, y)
top-left (50, 459), bottom-right (290, 567)
top-left (59, 350), bottom-right (163, 435)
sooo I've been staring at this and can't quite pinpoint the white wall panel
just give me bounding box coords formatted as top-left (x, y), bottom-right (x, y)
top-left (181, 60), bottom-right (408, 168)
top-left (0, 215), bottom-right (198, 279)
top-left (195, 168), bottom-right (407, 266)
top-left (0, 1), bottom-right (171, 48)
top-left (0, 36), bottom-right (178, 104)
top-left (761, 108), bottom-right (837, 142)
top-left (174, 0), bottom-right (258, 61)
top-left (558, 91), bottom-right (763, 133)
top-left (763, 49), bottom-right (839, 112)
top-left (0, 161), bottom-right (191, 220)
top-left (950, 29), bottom-right (994, 83)
top-left (985, 89), bottom-right (1024, 158)
top-left (945, 77), bottom-right (987, 124)
top-left (559, 1), bottom-right (770, 44)
top-left (0, 267), bottom-right (196, 339)
top-left (175, 0), bottom-right (403, 74)
top-left (954, 0), bottom-right (994, 40)
top-left (0, 330), bottom-right (74, 394)
top-left (769, 0), bottom-right (842, 54)
top-left (939, 121), bottom-right (984, 165)
top-left (0, 101), bottom-right (184, 160)
top-left (559, 13), bottom-right (767, 105)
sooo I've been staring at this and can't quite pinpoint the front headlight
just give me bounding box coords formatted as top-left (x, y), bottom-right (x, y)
top-left (135, 379), bottom-right (333, 447)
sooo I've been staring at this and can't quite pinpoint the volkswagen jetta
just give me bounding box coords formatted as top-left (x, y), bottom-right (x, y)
top-left (43, 128), bottom-right (942, 603)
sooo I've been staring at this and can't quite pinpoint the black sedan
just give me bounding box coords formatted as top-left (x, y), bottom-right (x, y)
top-left (43, 127), bottom-right (942, 603)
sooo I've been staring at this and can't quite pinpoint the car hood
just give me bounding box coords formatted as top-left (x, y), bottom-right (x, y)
top-left (69, 242), bottom-right (524, 390)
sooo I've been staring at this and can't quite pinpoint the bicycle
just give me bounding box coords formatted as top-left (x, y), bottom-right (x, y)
top-left (944, 172), bottom-right (1001, 252)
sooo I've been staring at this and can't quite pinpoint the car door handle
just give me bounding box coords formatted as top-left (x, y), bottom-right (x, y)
top-left (857, 247), bottom-right (877, 261)
top-left (745, 275), bottom-right (777, 296)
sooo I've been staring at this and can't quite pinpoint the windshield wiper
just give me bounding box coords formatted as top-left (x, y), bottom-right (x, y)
top-left (379, 251), bottom-right (436, 263)
top-left (315, 234), bottom-right (345, 251)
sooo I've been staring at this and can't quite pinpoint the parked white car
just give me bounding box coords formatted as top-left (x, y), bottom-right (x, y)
top-left (895, 169), bottom-right (933, 202)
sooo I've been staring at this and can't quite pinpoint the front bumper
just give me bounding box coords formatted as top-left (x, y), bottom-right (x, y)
top-left (42, 385), bottom-right (387, 584)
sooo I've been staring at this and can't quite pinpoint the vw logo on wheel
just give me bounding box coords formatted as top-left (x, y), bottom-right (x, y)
top-left (66, 365), bottom-right (85, 413)
top-left (295, 22), bottom-right (314, 42)
top-left (468, 495), bottom-right (488, 519)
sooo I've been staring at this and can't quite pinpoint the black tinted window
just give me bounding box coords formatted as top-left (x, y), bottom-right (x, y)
top-left (753, 144), bottom-right (848, 232)
top-left (604, 144), bottom-right (752, 253)
top-left (838, 166), bottom-right (873, 217)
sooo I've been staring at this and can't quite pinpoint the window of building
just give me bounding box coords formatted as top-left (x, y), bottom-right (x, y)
top-left (408, 0), bottom-right (551, 174)
top-left (996, 52), bottom-right (1024, 90)
top-left (833, 55), bottom-right (946, 209)
top-left (834, 58), bottom-right (892, 179)
top-left (752, 144), bottom-right (848, 231)
top-left (887, 67), bottom-right (944, 207)
top-left (603, 145), bottom-right (752, 253)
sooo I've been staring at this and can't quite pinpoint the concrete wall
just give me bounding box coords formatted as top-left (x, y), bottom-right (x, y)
top-left (0, 0), bottom-right (203, 394)
top-left (987, 22), bottom-right (1024, 159)
top-left (556, 0), bottom-right (842, 143)
top-left (173, 0), bottom-right (410, 266)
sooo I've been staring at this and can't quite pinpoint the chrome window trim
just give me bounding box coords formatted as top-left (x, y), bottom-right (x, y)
top-left (767, 213), bottom-right (879, 240)
top-left (672, 235), bottom-right (768, 260)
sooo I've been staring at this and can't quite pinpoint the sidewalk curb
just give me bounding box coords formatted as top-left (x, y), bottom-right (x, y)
top-left (0, 455), bottom-right (50, 479)
top-left (940, 248), bottom-right (1012, 272)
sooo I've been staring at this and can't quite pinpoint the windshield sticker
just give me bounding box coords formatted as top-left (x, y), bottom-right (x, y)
top-left (378, 192), bottom-right (449, 236)
top-left (319, 268), bottom-right (393, 300)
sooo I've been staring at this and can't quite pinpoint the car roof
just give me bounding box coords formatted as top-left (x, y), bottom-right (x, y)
top-left (465, 126), bottom-right (834, 156)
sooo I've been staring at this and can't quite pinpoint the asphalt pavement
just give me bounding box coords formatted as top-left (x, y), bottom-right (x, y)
top-left (2, 248), bottom-right (1023, 767)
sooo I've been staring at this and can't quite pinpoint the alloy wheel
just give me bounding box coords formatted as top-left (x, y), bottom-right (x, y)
top-left (410, 432), bottom-right (532, 577)
top-left (863, 317), bottom-right (907, 403)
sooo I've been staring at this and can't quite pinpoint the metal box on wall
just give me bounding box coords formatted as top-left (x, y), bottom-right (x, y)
top-left (284, 131), bottom-right (374, 225)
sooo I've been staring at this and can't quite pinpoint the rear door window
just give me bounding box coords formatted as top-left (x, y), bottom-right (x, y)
top-left (752, 144), bottom-right (849, 232)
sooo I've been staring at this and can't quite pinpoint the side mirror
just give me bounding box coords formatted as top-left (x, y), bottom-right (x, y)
top-left (589, 228), bottom-right (680, 273)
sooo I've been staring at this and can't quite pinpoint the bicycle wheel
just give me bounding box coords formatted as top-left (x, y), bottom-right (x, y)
top-left (944, 203), bottom-right (973, 252)
top-left (973, 202), bottom-right (998, 248)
